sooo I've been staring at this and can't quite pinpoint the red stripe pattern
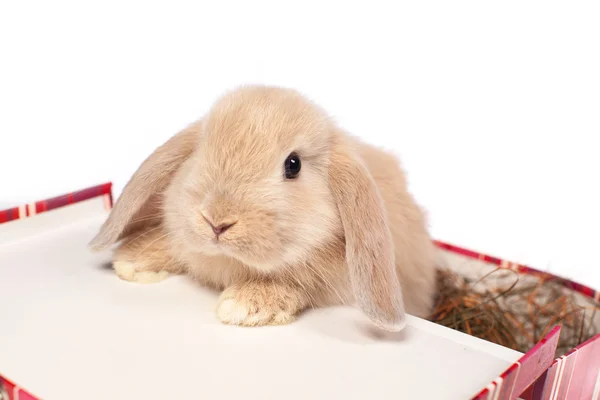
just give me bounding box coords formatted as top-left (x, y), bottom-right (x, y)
top-left (471, 326), bottom-right (561, 400)
top-left (0, 183), bottom-right (113, 225)
top-left (0, 375), bottom-right (40, 400)
top-left (520, 333), bottom-right (600, 400)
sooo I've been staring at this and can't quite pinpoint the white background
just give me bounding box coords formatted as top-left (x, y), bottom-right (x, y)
top-left (1, 1), bottom-right (599, 288)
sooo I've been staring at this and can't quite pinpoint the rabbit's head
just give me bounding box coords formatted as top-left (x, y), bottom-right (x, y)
top-left (164, 87), bottom-right (339, 271)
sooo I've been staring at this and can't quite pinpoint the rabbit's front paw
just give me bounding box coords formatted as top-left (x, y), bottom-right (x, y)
top-left (113, 261), bottom-right (170, 284)
top-left (216, 282), bottom-right (306, 327)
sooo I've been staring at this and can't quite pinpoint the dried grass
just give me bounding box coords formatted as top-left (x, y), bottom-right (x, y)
top-left (431, 267), bottom-right (600, 356)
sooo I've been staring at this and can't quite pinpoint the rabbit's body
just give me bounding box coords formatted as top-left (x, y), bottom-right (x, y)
top-left (92, 86), bottom-right (437, 331)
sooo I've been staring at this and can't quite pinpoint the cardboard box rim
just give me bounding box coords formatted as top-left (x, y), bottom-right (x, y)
top-left (1, 183), bottom-right (598, 400)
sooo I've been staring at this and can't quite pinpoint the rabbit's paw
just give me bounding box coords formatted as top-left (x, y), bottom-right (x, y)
top-left (216, 282), bottom-right (305, 326)
top-left (113, 261), bottom-right (169, 284)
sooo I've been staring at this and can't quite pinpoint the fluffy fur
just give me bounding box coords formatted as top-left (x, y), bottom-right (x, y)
top-left (90, 85), bottom-right (437, 332)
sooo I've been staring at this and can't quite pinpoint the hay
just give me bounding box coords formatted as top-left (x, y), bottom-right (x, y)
top-left (431, 267), bottom-right (600, 356)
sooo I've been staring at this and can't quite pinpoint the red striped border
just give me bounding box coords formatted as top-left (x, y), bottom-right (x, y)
top-left (0, 183), bottom-right (113, 225)
top-left (471, 326), bottom-right (561, 400)
top-left (520, 333), bottom-right (600, 400)
top-left (434, 240), bottom-right (600, 303)
top-left (0, 374), bottom-right (40, 400)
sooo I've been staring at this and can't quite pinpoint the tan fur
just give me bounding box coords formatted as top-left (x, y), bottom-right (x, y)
top-left (91, 85), bottom-right (437, 331)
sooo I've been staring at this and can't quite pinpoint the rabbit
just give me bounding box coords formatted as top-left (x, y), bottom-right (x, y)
top-left (89, 85), bottom-right (438, 332)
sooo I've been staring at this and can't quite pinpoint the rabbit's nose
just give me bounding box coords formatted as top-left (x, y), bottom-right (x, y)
top-left (211, 222), bottom-right (236, 236)
top-left (201, 214), bottom-right (237, 237)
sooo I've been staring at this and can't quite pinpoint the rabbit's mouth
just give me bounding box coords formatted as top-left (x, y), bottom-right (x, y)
top-left (205, 237), bottom-right (285, 273)
top-left (200, 237), bottom-right (230, 254)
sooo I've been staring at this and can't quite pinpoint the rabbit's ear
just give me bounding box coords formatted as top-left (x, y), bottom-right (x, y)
top-left (89, 125), bottom-right (200, 251)
top-left (330, 149), bottom-right (407, 332)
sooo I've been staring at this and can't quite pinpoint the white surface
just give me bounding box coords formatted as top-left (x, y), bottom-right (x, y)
top-left (1, 3), bottom-right (599, 291)
top-left (0, 203), bottom-right (522, 400)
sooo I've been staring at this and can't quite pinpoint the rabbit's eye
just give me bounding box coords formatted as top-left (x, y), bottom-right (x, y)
top-left (284, 152), bottom-right (301, 179)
